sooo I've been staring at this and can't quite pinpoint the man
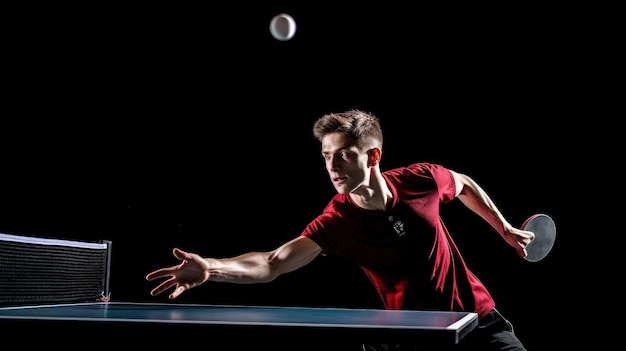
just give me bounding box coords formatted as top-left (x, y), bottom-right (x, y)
top-left (146, 109), bottom-right (531, 350)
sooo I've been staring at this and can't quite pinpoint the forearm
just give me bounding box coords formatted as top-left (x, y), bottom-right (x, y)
top-left (456, 175), bottom-right (512, 237)
top-left (206, 252), bottom-right (277, 284)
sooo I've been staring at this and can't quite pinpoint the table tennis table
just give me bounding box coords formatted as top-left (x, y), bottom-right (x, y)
top-left (0, 301), bottom-right (477, 349)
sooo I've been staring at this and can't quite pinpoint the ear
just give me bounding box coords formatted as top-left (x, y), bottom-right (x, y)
top-left (369, 147), bottom-right (382, 166)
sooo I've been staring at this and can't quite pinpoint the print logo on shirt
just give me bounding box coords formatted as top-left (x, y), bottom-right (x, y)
top-left (388, 215), bottom-right (406, 236)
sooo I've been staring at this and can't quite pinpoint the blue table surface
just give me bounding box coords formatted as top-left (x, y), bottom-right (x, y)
top-left (0, 301), bottom-right (477, 330)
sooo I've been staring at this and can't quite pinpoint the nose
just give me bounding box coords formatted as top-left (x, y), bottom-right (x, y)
top-left (327, 155), bottom-right (341, 172)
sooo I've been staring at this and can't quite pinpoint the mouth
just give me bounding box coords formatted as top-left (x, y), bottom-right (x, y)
top-left (333, 176), bottom-right (347, 184)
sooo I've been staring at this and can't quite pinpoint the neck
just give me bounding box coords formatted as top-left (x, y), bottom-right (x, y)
top-left (349, 169), bottom-right (392, 211)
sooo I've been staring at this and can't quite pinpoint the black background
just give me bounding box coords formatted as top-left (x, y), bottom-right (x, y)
top-left (1, 3), bottom-right (613, 350)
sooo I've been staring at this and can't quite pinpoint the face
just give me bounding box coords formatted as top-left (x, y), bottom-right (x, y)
top-left (320, 132), bottom-right (372, 194)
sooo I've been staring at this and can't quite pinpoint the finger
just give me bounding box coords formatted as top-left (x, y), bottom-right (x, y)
top-left (145, 271), bottom-right (162, 281)
top-left (169, 285), bottom-right (186, 299)
top-left (173, 247), bottom-right (190, 260)
top-left (150, 279), bottom-right (176, 296)
top-left (173, 247), bottom-right (183, 258)
top-left (145, 267), bottom-right (175, 281)
top-left (518, 247), bottom-right (528, 258)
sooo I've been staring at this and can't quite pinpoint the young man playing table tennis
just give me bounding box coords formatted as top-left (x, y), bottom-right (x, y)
top-left (146, 109), bottom-right (531, 350)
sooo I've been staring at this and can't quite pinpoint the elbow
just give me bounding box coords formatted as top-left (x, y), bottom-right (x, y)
top-left (262, 252), bottom-right (293, 282)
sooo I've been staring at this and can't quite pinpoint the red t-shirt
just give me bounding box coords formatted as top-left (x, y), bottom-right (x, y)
top-left (301, 162), bottom-right (495, 318)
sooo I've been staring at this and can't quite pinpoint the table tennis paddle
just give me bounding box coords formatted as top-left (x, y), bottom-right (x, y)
top-left (521, 213), bottom-right (556, 262)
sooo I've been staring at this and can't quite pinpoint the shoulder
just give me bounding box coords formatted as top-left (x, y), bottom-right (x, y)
top-left (384, 162), bottom-right (452, 181)
top-left (384, 163), bottom-right (456, 200)
top-left (308, 194), bottom-right (363, 229)
top-left (323, 194), bottom-right (356, 217)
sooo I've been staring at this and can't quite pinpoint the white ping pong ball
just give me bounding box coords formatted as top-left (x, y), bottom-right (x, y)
top-left (270, 13), bottom-right (296, 41)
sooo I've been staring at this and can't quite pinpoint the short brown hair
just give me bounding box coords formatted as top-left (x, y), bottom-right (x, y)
top-left (312, 109), bottom-right (383, 151)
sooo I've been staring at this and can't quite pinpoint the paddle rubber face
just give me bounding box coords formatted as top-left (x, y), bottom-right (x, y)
top-left (521, 214), bottom-right (556, 262)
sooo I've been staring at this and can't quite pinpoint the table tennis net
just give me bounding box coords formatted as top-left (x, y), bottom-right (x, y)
top-left (0, 233), bottom-right (111, 306)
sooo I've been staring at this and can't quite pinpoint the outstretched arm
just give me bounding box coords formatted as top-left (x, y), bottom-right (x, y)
top-left (450, 170), bottom-right (535, 258)
top-left (145, 236), bottom-right (322, 299)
